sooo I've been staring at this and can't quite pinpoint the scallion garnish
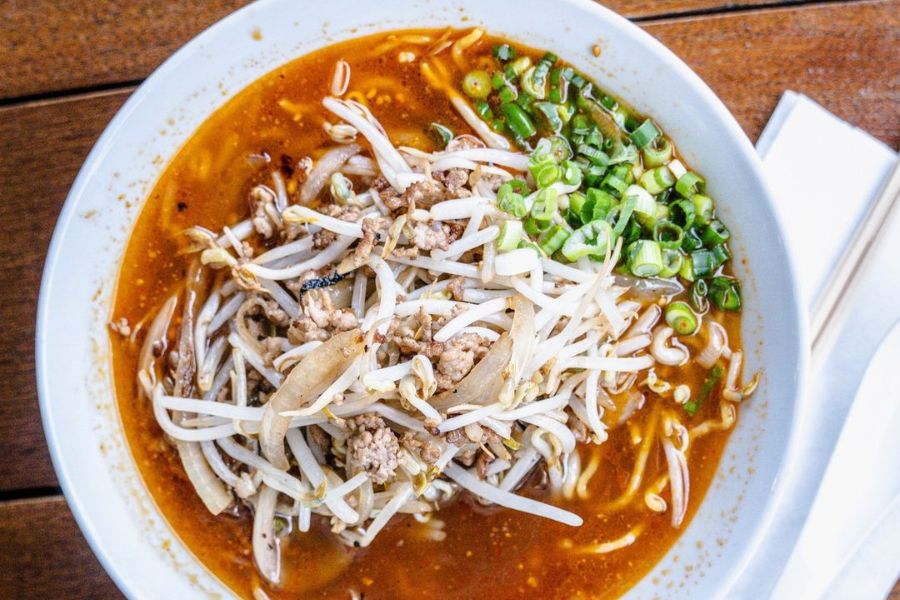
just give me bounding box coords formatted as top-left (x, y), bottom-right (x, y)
top-left (628, 239), bottom-right (663, 277)
top-left (692, 194), bottom-right (715, 225)
top-left (539, 224), bottom-right (571, 255)
top-left (701, 220), bottom-right (730, 246)
top-left (675, 171), bottom-right (705, 197)
top-left (684, 364), bottom-right (724, 416)
top-left (500, 103), bottom-right (536, 139)
top-left (497, 220), bottom-right (524, 251)
top-left (709, 276), bottom-right (742, 311)
top-left (427, 123), bottom-right (454, 148)
top-left (497, 180), bottom-right (529, 218)
top-left (665, 301), bottom-right (699, 335)
top-left (562, 220), bottom-right (615, 261)
top-left (463, 70), bottom-right (492, 100)
top-left (690, 279), bottom-right (709, 312)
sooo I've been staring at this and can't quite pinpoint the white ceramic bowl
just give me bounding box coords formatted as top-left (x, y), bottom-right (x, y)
top-left (37, 0), bottom-right (807, 597)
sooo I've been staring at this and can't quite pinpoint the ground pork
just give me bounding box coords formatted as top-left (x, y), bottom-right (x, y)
top-left (312, 228), bottom-right (337, 249)
top-left (248, 185), bottom-right (279, 239)
top-left (434, 168), bottom-right (472, 198)
top-left (320, 202), bottom-right (361, 222)
top-left (287, 288), bottom-right (358, 344)
top-left (411, 221), bottom-right (460, 252)
top-left (446, 277), bottom-right (466, 301)
top-left (435, 332), bottom-right (491, 390)
top-left (400, 432), bottom-right (442, 465)
top-left (348, 215), bottom-right (391, 268)
top-left (370, 176), bottom-right (400, 212)
top-left (382, 311), bottom-right (444, 360)
top-left (346, 414), bottom-right (400, 485)
top-left (401, 179), bottom-right (450, 212)
top-left (240, 293), bottom-right (291, 329)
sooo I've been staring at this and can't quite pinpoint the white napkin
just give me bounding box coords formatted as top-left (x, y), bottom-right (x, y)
top-left (726, 92), bottom-right (899, 599)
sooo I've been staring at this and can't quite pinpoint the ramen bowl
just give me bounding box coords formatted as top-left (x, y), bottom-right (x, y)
top-left (36, 0), bottom-right (807, 597)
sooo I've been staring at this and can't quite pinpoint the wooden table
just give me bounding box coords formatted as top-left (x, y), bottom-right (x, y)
top-left (0, 1), bottom-right (897, 597)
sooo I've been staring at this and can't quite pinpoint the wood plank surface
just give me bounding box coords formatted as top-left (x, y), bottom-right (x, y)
top-left (0, 0), bottom-right (897, 495)
top-left (0, 0), bottom-right (805, 100)
top-left (0, 91), bottom-right (129, 491)
top-left (645, 0), bottom-right (900, 149)
top-left (0, 496), bottom-right (122, 599)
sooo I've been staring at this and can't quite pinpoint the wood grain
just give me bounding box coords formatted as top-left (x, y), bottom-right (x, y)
top-left (0, 91), bottom-right (129, 491)
top-left (0, 0), bottom-right (252, 99)
top-left (645, 0), bottom-right (900, 149)
top-left (0, 496), bottom-right (122, 599)
top-left (0, 0), bottom-right (805, 100)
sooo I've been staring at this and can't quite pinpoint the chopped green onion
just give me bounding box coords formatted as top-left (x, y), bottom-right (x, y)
top-left (518, 239), bottom-right (544, 254)
top-left (681, 227), bottom-right (704, 252)
top-left (534, 163), bottom-right (561, 188)
top-left (658, 247), bottom-right (684, 278)
top-left (709, 276), bottom-right (742, 311)
top-left (547, 136), bottom-right (573, 162)
top-left (641, 137), bottom-right (673, 167)
top-left (498, 85), bottom-right (517, 104)
top-left (669, 199), bottom-right (696, 230)
top-left (629, 239), bottom-right (664, 277)
top-left (685, 364), bottom-right (724, 416)
top-left (427, 123), bottom-right (453, 148)
top-left (520, 65), bottom-right (546, 99)
top-left (493, 44), bottom-right (516, 61)
top-left (629, 119), bottom-right (660, 149)
top-left (679, 254), bottom-right (695, 281)
top-left (496, 220), bottom-right (524, 251)
top-left (653, 220), bottom-right (684, 249)
top-left (531, 188), bottom-right (559, 221)
top-left (627, 184), bottom-right (657, 226)
top-left (568, 192), bottom-right (587, 224)
top-left (609, 196), bottom-right (636, 236)
top-left (491, 73), bottom-right (506, 90)
top-left (587, 188), bottom-right (616, 222)
top-left (667, 159), bottom-right (687, 180)
top-left (691, 279), bottom-right (709, 312)
top-left (702, 220), bottom-right (730, 246)
top-left (508, 56), bottom-right (532, 76)
top-left (463, 70), bottom-right (492, 99)
top-left (539, 224), bottom-right (570, 255)
top-left (561, 160), bottom-right (583, 187)
top-left (534, 101), bottom-right (563, 132)
top-left (691, 250), bottom-right (716, 278)
top-left (710, 243), bottom-right (731, 267)
top-left (500, 103), bottom-right (536, 138)
top-left (665, 301), bottom-right (699, 335)
top-left (475, 100), bottom-right (493, 121)
top-left (692, 194), bottom-right (715, 225)
top-left (622, 217), bottom-right (642, 244)
top-left (577, 143), bottom-right (610, 167)
top-left (602, 173), bottom-right (628, 196)
top-left (675, 171), bottom-right (705, 197)
top-left (638, 165), bottom-right (675, 194)
top-left (497, 180), bottom-right (529, 218)
top-left (562, 220), bottom-right (615, 261)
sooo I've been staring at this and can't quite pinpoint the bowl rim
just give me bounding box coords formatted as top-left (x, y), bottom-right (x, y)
top-left (36, 0), bottom-right (809, 597)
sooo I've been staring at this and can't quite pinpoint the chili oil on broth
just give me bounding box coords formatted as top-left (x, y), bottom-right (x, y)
top-left (111, 29), bottom-right (741, 599)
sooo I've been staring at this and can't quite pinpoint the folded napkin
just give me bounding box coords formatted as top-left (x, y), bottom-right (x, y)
top-left (726, 92), bottom-right (899, 599)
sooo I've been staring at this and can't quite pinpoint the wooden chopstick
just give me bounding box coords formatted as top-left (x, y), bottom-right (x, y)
top-left (811, 157), bottom-right (900, 354)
